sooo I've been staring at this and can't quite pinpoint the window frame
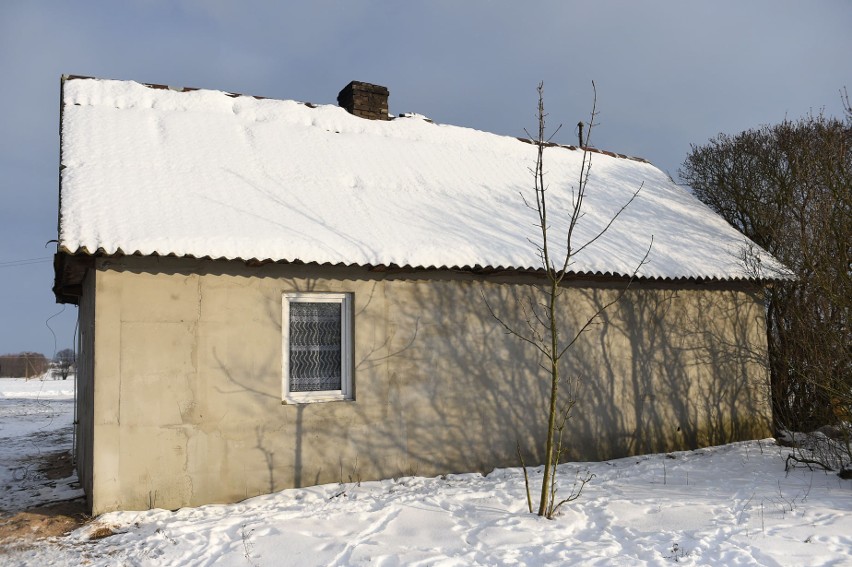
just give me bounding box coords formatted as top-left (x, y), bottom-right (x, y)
top-left (282, 292), bottom-right (353, 404)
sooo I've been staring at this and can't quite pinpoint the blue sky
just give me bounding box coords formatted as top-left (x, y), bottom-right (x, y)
top-left (1, 0), bottom-right (849, 357)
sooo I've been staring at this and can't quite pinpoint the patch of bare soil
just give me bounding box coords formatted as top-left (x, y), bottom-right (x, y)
top-left (0, 499), bottom-right (88, 549)
top-left (0, 450), bottom-right (90, 553)
top-left (38, 450), bottom-right (75, 481)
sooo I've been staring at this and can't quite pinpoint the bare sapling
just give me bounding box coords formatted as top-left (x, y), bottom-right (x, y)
top-left (485, 82), bottom-right (651, 518)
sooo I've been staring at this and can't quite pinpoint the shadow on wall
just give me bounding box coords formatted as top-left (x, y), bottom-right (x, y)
top-left (209, 267), bottom-right (770, 494)
top-left (572, 287), bottom-right (771, 460)
top-left (350, 278), bottom-right (552, 479)
top-left (353, 280), bottom-right (769, 473)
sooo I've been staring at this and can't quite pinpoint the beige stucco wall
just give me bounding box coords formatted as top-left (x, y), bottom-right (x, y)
top-left (83, 256), bottom-right (771, 514)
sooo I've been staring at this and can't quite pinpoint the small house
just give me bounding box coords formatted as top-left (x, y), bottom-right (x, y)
top-left (54, 76), bottom-right (785, 514)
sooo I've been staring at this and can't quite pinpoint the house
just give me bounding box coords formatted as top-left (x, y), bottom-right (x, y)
top-left (54, 76), bottom-right (787, 514)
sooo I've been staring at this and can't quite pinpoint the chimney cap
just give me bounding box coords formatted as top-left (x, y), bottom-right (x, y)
top-left (338, 81), bottom-right (389, 96)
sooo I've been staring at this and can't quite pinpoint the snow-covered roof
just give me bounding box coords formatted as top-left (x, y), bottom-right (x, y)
top-left (58, 77), bottom-right (788, 281)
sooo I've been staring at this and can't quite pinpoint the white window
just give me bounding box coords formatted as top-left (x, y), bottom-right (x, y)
top-left (282, 292), bottom-right (353, 403)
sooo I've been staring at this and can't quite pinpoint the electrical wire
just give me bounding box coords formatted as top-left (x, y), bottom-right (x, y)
top-left (0, 256), bottom-right (52, 268)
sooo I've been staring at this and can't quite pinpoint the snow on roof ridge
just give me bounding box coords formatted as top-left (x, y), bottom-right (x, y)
top-left (62, 75), bottom-right (648, 164)
top-left (64, 74), bottom-right (275, 102)
top-left (514, 136), bottom-right (649, 164)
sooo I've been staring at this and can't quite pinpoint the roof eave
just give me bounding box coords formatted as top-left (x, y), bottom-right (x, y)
top-left (53, 247), bottom-right (787, 290)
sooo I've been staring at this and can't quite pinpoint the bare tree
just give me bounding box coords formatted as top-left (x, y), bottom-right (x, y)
top-left (54, 348), bottom-right (76, 380)
top-left (680, 106), bottom-right (851, 436)
top-left (486, 82), bottom-right (650, 518)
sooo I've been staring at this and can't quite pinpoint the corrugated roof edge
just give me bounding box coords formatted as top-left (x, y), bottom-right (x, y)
top-left (55, 245), bottom-right (794, 285)
top-left (61, 75), bottom-right (652, 164)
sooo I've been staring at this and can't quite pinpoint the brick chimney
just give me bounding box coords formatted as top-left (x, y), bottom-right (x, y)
top-left (337, 81), bottom-right (389, 120)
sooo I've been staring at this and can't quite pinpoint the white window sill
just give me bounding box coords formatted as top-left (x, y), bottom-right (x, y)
top-left (282, 392), bottom-right (352, 405)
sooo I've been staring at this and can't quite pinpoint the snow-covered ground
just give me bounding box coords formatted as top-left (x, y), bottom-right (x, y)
top-left (0, 376), bottom-right (82, 513)
top-left (2, 377), bottom-right (851, 566)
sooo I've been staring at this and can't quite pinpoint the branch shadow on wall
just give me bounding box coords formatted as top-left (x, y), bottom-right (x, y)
top-left (323, 278), bottom-right (772, 479)
top-left (201, 261), bottom-right (770, 498)
top-left (570, 286), bottom-right (772, 459)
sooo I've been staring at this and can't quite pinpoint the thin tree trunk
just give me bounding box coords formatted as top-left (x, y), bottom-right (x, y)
top-left (538, 280), bottom-right (561, 516)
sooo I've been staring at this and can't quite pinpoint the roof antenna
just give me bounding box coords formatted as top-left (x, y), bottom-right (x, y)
top-left (577, 121), bottom-right (585, 148)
